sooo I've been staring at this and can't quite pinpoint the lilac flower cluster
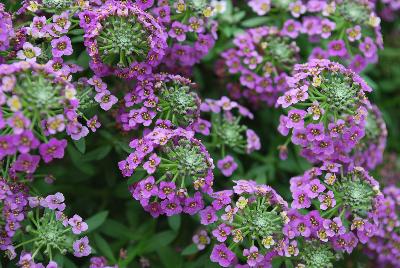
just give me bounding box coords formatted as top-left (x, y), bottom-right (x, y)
top-left (247, 0), bottom-right (383, 73)
top-left (0, 4), bottom-right (14, 57)
top-left (195, 96), bottom-right (261, 177)
top-left (202, 180), bottom-right (290, 267)
top-left (277, 59), bottom-right (372, 165)
top-left (146, 0), bottom-right (219, 75)
top-left (350, 103), bottom-right (387, 170)
top-left (4, 191), bottom-right (90, 266)
top-left (290, 164), bottom-right (382, 252)
top-left (116, 73), bottom-right (200, 131)
top-left (121, 127), bottom-right (214, 217)
top-left (80, 0), bottom-right (168, 78)
top-left (365, 185), bottom-right (400, 266)
top-left (220, 26), bottom-right (300, 106)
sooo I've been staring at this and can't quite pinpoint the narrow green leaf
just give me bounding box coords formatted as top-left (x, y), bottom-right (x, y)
top-left (85, 211), bottom-right (109, 233)
top-left (73, 138), bottom-right (86, 154)
top-left (94, 234), bottom-right (116, 263)
top-left (168, 215), bottom-right (181, 232)
top-left (181, 243), bottom-right (198, 256)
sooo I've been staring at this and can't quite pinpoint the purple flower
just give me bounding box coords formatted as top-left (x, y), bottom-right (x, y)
top-left (305, 179), bottom-right (326, 198)
top-left (138, 176), bottom-right (158, 199)
top-left (318, 190), bottom-right (336, 210)
top-left (246, 129), bottom-right (261, 153)
top-left (143, 153), bottom-right (160, 174)
top-left (217, 155), bottom-right (238, 177)
top-left (199, 206), bottom-right (218, 225)
top-left (16, 42), bottom-right (41, 62)
top-left (212, 223), bottom-right (231, 242)
top-left (327, 40), bottom-right (347, 57)
top-left (51, 36), bottom-right (73, 57)
top-left (243, 245), bottom-right (263, 266)
top-left (183, 192), bottom-right (204, 215)
top-left (87, 116), bottom-right (101, 132)
top-left (349, 54), bottom-right (367, 73)
top-left (359, 37), bottom-right (377, 58)
top-left (286, 109), bottom-right (306, 129)
top-left (323, 217), bottom-right (346, 237)
top-left (45, 192), bottom-right (66, 211)
top-left (12, 153), bottom-right (40, 174)
top-left (192, 230), bottom-right (210, 250)
top-left (136, 0), bottom-right (154, 10)
top-left (14, 130), bottom-right (39, 154)
top-left (158, 181), bottom-right (176, 200)
top-left (293, 219), bottom-right (311, 237)
top-left (18, 253), bottom-right (34, 267)
top-left (160, 197), bottom-right (182, 216)
top-left (169, 21), bottom-right (188, 42)
top-left (210, 244), bottom-right (235, 267)
top-left (68, 214), bottom-right (88, 234)
top-left (39, 138), bottom-right (67, 163)
top-left (94, 90), bottom-right (118, 111)
top-left (306, 123), bottom-right (324, 141)
top-left (73, 236), bottom-right (91, 257)
top-left (292, 188), bottom-right (311, 209)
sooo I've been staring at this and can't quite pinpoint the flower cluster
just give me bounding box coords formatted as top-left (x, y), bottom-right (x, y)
top-left (290, 164), bottom-right (382, 252)
top-left (247, 0), bottom-right (383, 73)
top-left (365, 185), bottom-right (400, 266)
top-left (195, 96), bottom-right (260, 177)
top-left (220, 26), bottom-right (300, 106)
top-left (80, 0), bottom-right (168, 78)
top-left (350, 103), bottom-right (387, 170)
top-left (277, 59), bottom-right (372, 164)
top-left (4, 191), bottom-right (90, 266)
top-left (145, 0), bottom-right (220, 75)
top-left (121, 127), bottom-right (214, 217)
top-left (116, 73), bottom-right (200, 132)
top-left (0, 4), bottom-right (14, 56)
top-left (202, 180), bottom-right (289, 267)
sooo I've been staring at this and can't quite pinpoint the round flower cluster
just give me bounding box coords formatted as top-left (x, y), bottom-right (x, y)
top-left (365, 185), bottom-right (400, 266)
top-left (4, 192), bottom-right (90, 265)
top-left (0, 177), bottom-right (29, 255)
top-left (290, 164), bottom-right (382, 251)
top-left (0, 62), bottom-right (96, 174)
top-left (350, 103), bottom-right (387, 170)
top-left (80, 0), bottom-right (168, 78)
top-left (144, 0), bottom-right (219, 75)
top-left (116, 73), bottom-right (201, 132)
top-left (277, 59), bottom-right (372, 164)
top-left (247, 0), bottom-right (383, 73)
top-left (121, 127), bottom-right (214, 217)
top-left (201, 180), bottom-right (290, 267)
top-left (0, 4), bottom-right (14, 56)
top-left (220, 26), bottom-right (300, 106)
top-left (195, 96), bottom-right (261, 177)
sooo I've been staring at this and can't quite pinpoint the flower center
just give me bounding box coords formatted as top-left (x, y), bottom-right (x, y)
top-left (97, 16), bottom-right (150, 67)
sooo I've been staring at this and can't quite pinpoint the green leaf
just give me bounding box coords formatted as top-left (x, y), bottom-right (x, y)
top-left (181, 243), bottom-right (198, 256)
top-left (73, 138), bottom-right (86, 154)
top-left (157, 246), bottom-right (183, 268)
top-left (168, 215), bottom-right (181, 232)
top-left (69, 29), bottom-right (84, 35)
top-left (94, 234), bottom-right (116, 263)
top-left (141, 231), bottom-right (177, 253)
top-left (241, 16), bottom-right (271, 27)
top-left (85, 211), bottom-right (109, 233)
top-left (100, 219), bottom-right (136, 240)
top-left (82, 145), bottom-right (112, 162)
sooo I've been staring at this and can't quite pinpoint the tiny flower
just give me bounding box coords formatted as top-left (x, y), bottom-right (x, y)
top-left (17, 42), bottom-right (41, 62)
top-left (51, 36), bottom-right (73, 57)
top-left (68, 214), bottom-right (89, 234)
top-left (73, 236), bottom-right (91, 257)
top-left (217, 155), bottom-right (238, 177)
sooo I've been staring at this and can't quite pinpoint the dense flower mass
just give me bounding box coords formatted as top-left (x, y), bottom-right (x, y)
top-left (247, 0), bottom-right (383, 73)
top-left (204, 180), bottom-right (289, 267)
top-left (290, 164), bottom-right (382, 250)
top-left (277, 59), bottom-right (372, 164)
top-left (80, 0), bottom-right (167, 78)
top-left (196, 96), bottom-right (260, 176)
top-left (116, 73), bottom-right (201, 131)
top-left (0, 0), bottom-right (399, 267)
top-left (219, 26), bottom-right (300, 106)
top-left (121, 127), bottom-right (214, 217)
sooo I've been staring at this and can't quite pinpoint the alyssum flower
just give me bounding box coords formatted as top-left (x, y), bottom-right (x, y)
top-left (117, 73), bottom-right (201, 132)
top-left (120, 127), bottom-right (214, 217)
top-left (277, 59), bottom-right (372, 164)
top-left (203, 180), bottom-right (290, 267)
top-left (80, 0), bottom-right (167, 78)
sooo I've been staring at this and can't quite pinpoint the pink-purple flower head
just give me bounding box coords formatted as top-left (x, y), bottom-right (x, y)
top-left (117, 73), bottom-right (201, 132)
top-left (220, 26), bottom-right (300, 107)
top-left (197, 96), bottom-right (260, 162)
top-left (122, 127), bottom-right (214, 217)
top-left (146, 0), bottom-right (218, 74)
top-left (290, 163), bottom-right (382, 249)
top-left (205, 180), bottom-right (289, 267)
top-left (349, 103), bottom-right (387, 171)
top-left (0, 5), bottom-right (14, 52)
top-left (80, 0), bottom-right (167, 78)
top-left (277, 59), bottom-right (372, 163)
